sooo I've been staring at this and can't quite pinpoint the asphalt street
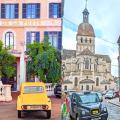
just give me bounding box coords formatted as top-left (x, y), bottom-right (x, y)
top-left (106, 102), bottom-right (120, 120)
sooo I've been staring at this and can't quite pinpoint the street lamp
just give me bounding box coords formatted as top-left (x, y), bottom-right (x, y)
top-left (117, 36), bottom-right (120, 102)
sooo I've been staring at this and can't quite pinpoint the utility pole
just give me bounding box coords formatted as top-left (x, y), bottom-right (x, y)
top-left (117, 36), bottom-right (120, 102)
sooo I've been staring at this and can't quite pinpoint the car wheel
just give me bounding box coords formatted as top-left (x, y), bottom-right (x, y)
top-left (18, 110), bottom-right (22, 118)
top-left (46, 110), bottom-right (51, 119)
top-left (76, 115), bottom-right (79, 120)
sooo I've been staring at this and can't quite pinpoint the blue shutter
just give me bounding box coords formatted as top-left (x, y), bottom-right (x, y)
top-left (58, 3), bottom-right (61, 18)
top-left (58, 32), bottom-right (62, 50)
top-left (36, 32), bottom-right (40, 42)
top-left (44, 31), bottom-right (48, 37)
top-left (49, 3), bottom-right (53, 18)
top-left (22, 4), bottom-right (26, 18)
top-left (36, 3), bottom-right (40, 18)
top-left (15, 4), bottom-right (19, 18)
top-left (26, 32), bottom-right (31, 44)
top-left (1, 4), bottom-right (5, 18)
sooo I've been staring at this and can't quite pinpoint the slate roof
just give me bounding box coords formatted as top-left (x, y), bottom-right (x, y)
top-left (100, 80), bottom-right (111, 84)
top-left (63, 79), bottom-right (73, 84)
top-left (95, 54), bottom-right (111, 63)
top-left (78, 48), bottom-right (94, 56)
top-left (79, 79), bottom-right (95, 84)
top-left (62, 49), bottom-right (76, 60)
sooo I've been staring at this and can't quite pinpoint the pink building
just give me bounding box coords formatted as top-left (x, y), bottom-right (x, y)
top-left (0, 0), bottom-right (62, 91)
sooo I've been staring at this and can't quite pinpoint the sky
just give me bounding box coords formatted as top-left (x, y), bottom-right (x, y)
top-left (62, 0), bottom-right (120, 77)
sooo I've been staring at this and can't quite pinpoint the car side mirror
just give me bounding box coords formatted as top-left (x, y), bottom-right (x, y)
top-left (72, 99), bottom-right (76, 105)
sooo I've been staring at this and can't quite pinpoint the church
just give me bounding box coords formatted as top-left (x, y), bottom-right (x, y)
top-left (62, 6), bottom-right (116, 92)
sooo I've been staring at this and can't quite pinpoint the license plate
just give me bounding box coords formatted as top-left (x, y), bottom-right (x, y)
top-left (27, 106), bottom-right (42, 110)
top-left (91, 117), bottom-right (101, 120)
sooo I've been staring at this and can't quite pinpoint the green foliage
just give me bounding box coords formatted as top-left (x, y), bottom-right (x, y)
top-left (26, 37), bottom-right (61, 83)
top-left (0, 41), bottom-right (16, 79)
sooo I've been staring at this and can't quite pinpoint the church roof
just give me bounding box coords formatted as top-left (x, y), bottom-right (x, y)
top-left (100, 80), bottom-right (111, 84)
top-left (95, 54), bottom-right (111, 63)
top-left (78, 48), bottom-right (94, 56)
top-left (62, 49), bottom-right (76, 60)
top-left (79, 79), bottom-right (95, 84)
top-left (63, 79), bottom-right (73, 84)
top-left (77, 22), bottom-right (95, 37)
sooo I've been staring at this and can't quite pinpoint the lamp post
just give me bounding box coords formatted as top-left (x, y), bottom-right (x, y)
top-left (117, 36), bottom-right (120, 102)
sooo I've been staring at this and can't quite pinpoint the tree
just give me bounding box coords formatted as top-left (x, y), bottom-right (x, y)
top-left (26, 36), bottom-right (61, 83)
top-left (0, 41), bottom-right (16, 81)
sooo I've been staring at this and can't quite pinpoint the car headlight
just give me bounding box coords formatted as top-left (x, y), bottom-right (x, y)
top-left (103, 107), bottom-right (107, 112)
top-left (81, 110), bottom-right (86, 115)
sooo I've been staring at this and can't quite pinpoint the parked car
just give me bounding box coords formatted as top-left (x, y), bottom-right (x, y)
top-left (17, 82), bottom-right (51, 119)
top-left (105, 90), bottom-right (115, 99)
top-left (54, 84), bottom-right (62, 98)
top-left (115, 91), bottom-right (120, 97)
top-left (70, 91), bottom-right (108, 120)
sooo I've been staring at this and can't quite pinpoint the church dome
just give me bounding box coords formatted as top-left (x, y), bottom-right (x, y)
top-left (77, 22), bottom-right (95, 37)
top-left (77, 8), bottom-right (95, 37)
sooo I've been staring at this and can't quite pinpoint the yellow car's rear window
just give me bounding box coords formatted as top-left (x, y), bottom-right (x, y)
top-left (24, 86), bottom-right (44, 93)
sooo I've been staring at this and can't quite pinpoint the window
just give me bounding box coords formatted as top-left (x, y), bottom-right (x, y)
top-left (1, 4), bottom-right (19, 19)
top-left (81, 37), bottom-right (83, 43)
top-left (26, 32), bottom-right (40, 44)
top-left (105, 85), bottom-right (107, 90)
top-left (22, 3), bottom-right (40, 18)
top-left (44, 31), bottom-right (62, 50)
top-left (84, 58), bottom-right (89, 69)
top-left (85, 38), bottom-right (87, 43)
top-left (74, 77), bottom-right (78, 87)
top-left (5, 32), bottom-right (14, 49)
top-left (86, 85), bottom-right (89, 90)
top-left (49, 3), bottom-right (61, 18)
top-left (64, 86), bottom-right (67, 91)
top-left (90, 38), bottom-right (92, 43)
top-left (81, 85), bottom-right (83, 90)
top-left (96, 77), bottom-right (99, 86)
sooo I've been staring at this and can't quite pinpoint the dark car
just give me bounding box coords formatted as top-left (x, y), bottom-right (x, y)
top-left (70, 91), bottom-right (108, 120)
top-left (54, 84), bottom-right (61, 98)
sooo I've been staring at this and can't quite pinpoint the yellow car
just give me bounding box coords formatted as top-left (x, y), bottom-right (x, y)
top-left (17, 82), bottom-right (51, 119)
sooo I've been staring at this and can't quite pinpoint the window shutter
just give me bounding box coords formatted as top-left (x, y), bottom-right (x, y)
top-left (15, 4), bottom-right (19, 18)
top-left (22, 4), bottom-right (26, 18)
top-left (1, 4), bottom-right (5, 18)
top-left (36, 32), bottom-right (40, 42)
top-left (58, 3), bottom-right (61, 18)
top-left (58, 32), bottom-right (62, 50)
top-left (36, 3), bottom-right (40, 18)
top-left (26, 32), bottom-right (31, 44)
top-left (49, 3), bottom-right (53, 18)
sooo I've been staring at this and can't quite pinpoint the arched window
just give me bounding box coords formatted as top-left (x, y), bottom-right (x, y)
top-left (92, 85), bottom-right (93, 90)
top-left (81, 85), bottom-right (83, 90)
top-left (5, 32), bottom-right (14, 49)
top-left (81, 37), bottom-right (83, 43)
top-left (105, 85), bottom-right (107, 90)
top-left (85, 38), bottom-right (87, 43)
top-left (86, 85), bottom-right (89, 90)
top-left (74, 77), bottom-right (78, 87)
top-left (64, 85), bottom-right (67, 91)
top-left (96, 77), bottom-right (99, 86)
top-left (90, 38), bottom-right (92, 43)
top-left (85, 58), bottom-right (89, 69)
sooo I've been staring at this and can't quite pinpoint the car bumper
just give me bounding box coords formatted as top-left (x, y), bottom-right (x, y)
top-left (80, 113), bottom-right (108, 120)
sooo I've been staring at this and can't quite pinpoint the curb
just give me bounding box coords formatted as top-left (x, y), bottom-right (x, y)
top-left (108, 101), bottom-right (120, 107)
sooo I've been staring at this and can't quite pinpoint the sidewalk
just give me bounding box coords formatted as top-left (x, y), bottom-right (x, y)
top-left (108, 98), bottom-right (120, 107)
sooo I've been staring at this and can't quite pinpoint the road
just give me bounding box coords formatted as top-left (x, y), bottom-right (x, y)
top-left (106, 101), bottom-right (120, 120)
top-left (0, 97), bottom-right (61, 120)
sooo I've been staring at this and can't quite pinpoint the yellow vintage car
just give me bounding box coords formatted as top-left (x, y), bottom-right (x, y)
top-left (17, 82), bottom-right (51, 119)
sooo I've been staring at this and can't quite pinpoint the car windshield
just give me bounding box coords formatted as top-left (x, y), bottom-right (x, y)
top-left (24, 86), bottom-right (44, 93)
top-left (79, 93), bottom-right (100, 104)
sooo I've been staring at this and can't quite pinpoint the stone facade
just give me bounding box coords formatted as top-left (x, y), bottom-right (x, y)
top-left (62, 8), bottom-right (116, 92)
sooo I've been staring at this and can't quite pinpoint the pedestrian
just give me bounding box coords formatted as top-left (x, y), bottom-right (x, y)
top-left (61, 92), bottom-right (68, 120)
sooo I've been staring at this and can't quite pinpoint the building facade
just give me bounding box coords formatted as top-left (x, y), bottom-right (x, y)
top-left (62, 7), bottom-right (116, 92)
top-left (0, 0), bottom-right (62, 91)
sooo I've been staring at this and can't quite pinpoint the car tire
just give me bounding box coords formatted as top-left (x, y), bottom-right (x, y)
top-left (46, 110), bottom-right (51, 119)
top-left (76, 115), bottom-right (79, 120)
top-left (18, 110), bottom-right (22, 118)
